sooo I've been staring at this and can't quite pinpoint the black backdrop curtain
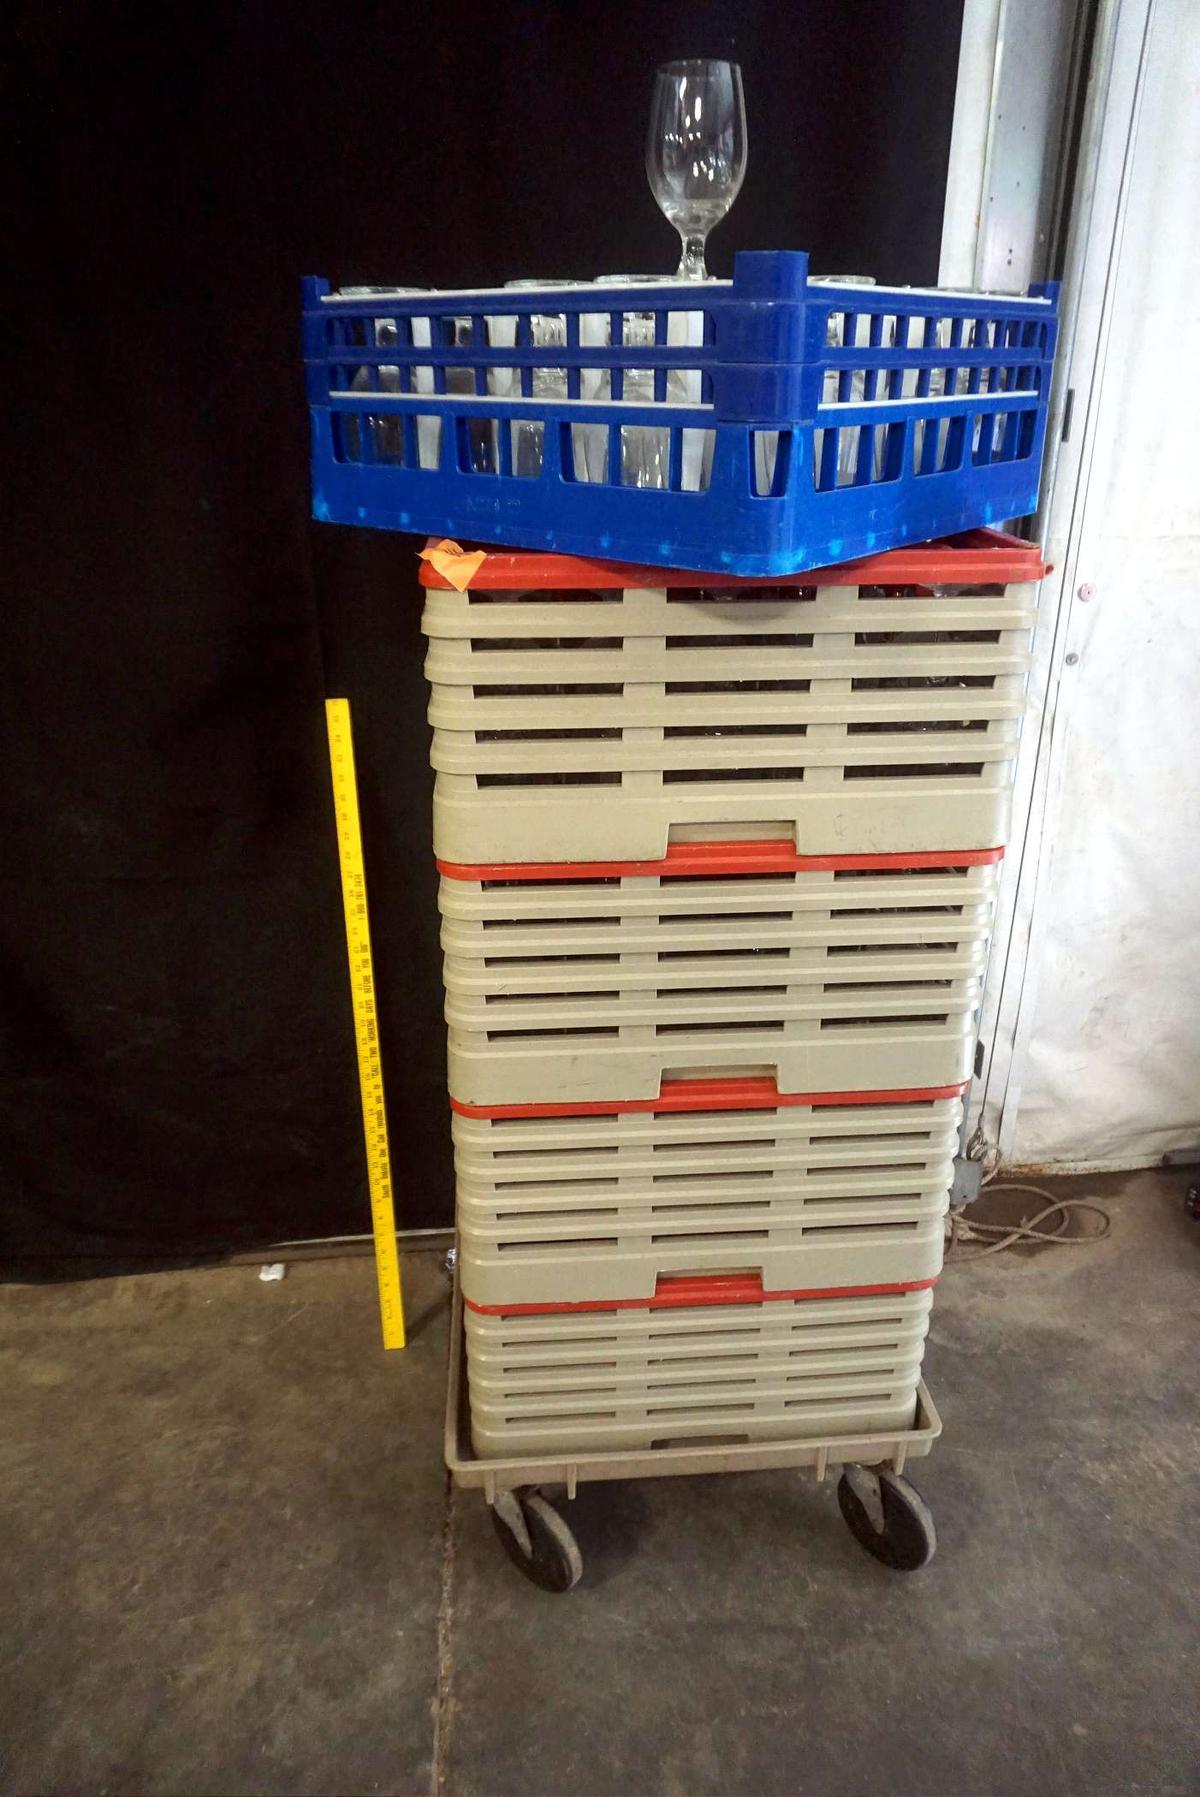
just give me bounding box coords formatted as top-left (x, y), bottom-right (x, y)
top-left (3, 0), bottom-right (963, 1270)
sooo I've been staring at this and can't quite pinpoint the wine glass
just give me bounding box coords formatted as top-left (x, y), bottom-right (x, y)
top-left (646, 60), bottom-right (747, 280)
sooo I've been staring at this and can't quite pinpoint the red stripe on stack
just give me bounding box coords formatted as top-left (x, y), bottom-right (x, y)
top-left (464, 1271), bottom-right (940, 1317)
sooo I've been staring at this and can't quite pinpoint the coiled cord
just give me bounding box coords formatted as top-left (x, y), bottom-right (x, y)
top-left (947, 1178), bottom-right (1113, 1261)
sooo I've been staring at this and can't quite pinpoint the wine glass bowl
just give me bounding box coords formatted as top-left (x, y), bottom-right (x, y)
top-left (646, 60), bottom-right (747, 280)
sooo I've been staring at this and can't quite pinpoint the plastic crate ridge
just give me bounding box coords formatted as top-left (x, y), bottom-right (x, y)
top-left (439, 851), bottom-right (1000, 1107)
top-left (453, 1091), bottom-right (961, 1307)
top-left (463, 1283), bottom-right (934, 1456)
top-left (421, 568), bottom-right (1038, 864)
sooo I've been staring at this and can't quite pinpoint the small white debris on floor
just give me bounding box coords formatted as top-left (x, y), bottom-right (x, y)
top-left (259, 1263), bottom-right (286, 1283)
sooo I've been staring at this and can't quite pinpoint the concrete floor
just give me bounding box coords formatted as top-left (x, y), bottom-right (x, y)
top-left (2, 1169), bottom-right (1198, 1797)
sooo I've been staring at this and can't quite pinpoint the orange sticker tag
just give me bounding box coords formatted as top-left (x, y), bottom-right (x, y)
top-left (417, 538), bottom-right (488, 591)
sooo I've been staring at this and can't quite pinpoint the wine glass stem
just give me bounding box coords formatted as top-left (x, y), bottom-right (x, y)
top-left (676, 231), bottom-right (708, 281)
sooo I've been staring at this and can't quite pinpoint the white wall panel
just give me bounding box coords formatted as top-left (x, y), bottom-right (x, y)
top-left (1004, 0), bottom-right (1200, 1165)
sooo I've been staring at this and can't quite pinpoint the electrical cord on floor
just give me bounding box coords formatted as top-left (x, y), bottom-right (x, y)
top-left (946, 1173), bottom-right (1113, 1261)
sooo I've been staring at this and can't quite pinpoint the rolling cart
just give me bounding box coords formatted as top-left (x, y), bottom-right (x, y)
top-left (300, 252), bottom-right (1055, 1592)
top-left (444, 1278), bottom-right (941, 1592)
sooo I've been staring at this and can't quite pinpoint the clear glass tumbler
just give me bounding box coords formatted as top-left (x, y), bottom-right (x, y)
top-left (590, 277), bottom-right (708, 489)
top-left (500, 281), bottom-right (585, 477)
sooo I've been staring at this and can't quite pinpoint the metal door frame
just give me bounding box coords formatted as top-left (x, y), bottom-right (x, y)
top-left (939, 0), bottom-right (1158, 1165)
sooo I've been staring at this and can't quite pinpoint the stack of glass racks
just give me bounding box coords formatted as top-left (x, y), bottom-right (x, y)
top-left (420, 529), bottom-right (1045, 1458)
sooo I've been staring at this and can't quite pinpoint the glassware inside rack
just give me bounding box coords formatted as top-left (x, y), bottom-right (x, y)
top-left (476, 278), bottom-right (711, 490)
top-left (820, 276), bottom-right (890, 487)
top-left (491, 281), bottom-right (587, 478)
top-left (445, 313), bottom-right (495, 474)
top-left (581, 277), bottom-right (709, 490)
top-left (342, 286), bottom-right (437, 468)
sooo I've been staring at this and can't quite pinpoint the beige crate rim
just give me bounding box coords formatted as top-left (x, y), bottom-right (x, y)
top-left (453, 1103), bottom-right (963, 1180)
top-left (445, 975), bottom-right (984, 1030)
top-left (457, 1173), bottom-right (954, 1227)
top-left (456, 1217), bottom-right (946, 1307)
top-left (468, 1362), bottom-right (927, 1417)
top-left (430, 725), bottom-right (1022, 777)
top-left (467, 1311), bottom-right (933, 1373)
top-left (421, 583), bottom-right (1040, 639)
top-left (441, 859), bottom-right (1000, 914)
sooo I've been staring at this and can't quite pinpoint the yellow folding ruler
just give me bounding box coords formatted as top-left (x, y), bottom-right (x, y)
top-left (325, 697), bottom-right (405, 1349)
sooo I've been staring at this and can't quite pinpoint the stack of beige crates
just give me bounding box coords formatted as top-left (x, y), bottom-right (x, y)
top-left (424, 529), bottom-right (1045, 1585)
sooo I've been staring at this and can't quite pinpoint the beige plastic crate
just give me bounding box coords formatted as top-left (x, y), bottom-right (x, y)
top-left (464, 1286), bottom-right (933, 1457)
top-left (422, 580), bottom-right (1037, 863)
top-left (440, 859), bottom-right (996, 1106)
top-left (454, 1093), bottom-right (960, 1306)
top-left (446, 1281), bottom-right (944, 1497)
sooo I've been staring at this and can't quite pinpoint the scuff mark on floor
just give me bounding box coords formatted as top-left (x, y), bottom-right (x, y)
top-left (429, 1469), bottom-right (458, 1797)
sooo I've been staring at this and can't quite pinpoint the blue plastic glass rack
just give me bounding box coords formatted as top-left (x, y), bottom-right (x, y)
top-left (302, 251), bottom-right (1058, 576)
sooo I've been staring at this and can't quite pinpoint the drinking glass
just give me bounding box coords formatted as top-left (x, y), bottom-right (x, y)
top-left (596, 277), bottom-right (667, 488)
top-left (820, 276), bottom-right (878, 485)
top-left (444, 315), bottom-right (496, 473)
top-left (646, 60), bottom-right (746, 280)
top-left (587, 278), bottom-right (710, 489)
top-left (501, 280), bottom-right (584, 476)
top-left (341, 286), bottom-right (417, 464)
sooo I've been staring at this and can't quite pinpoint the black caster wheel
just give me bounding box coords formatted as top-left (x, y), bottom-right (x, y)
top-left (490, 1489), bottom-right (583, 1593)
top-left (837, 1464), bottom-right (937, 1572)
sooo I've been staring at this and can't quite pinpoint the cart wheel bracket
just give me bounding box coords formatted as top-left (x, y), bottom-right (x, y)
top-left (842, 1461), bottom-right (887, 1533)
top-left (492, 1486), bottom-right (533, 1559)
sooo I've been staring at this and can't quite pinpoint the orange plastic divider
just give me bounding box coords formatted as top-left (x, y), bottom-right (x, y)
top-left (450, 1077), bottom-right (970, 1121)
top-left (464, 1272), bottom-right (940, 1317)
top-left (438, 841), bottom-right (1005, 882)
top-left (418, 526), bottom-right (1048, 590)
